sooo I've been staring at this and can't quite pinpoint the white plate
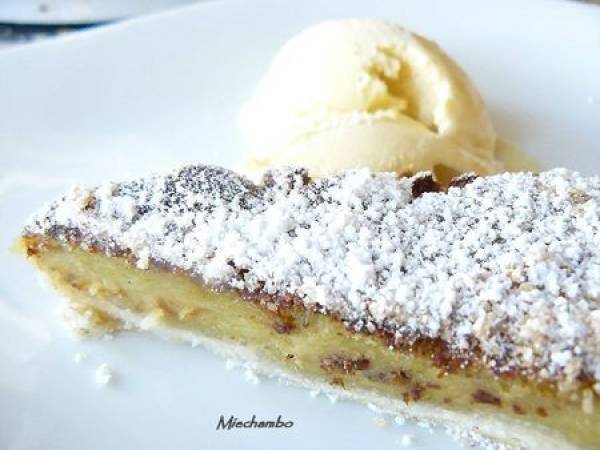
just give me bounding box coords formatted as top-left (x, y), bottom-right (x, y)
top-left (1, 1), bottom-right (599, 449)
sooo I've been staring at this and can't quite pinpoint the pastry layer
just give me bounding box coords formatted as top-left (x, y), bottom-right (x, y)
top-left (22, 166), bottom-right (600, 386)
top-left (19, 236), bottom-right (600, 449)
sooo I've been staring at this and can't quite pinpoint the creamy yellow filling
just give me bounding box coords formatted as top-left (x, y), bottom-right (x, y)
top-left (20, 237), bottom-right (600, 448)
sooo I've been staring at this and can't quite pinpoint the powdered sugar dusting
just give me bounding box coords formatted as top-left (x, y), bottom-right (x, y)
top-left (95, 363), bottom-right (113, 385)
top-left (24, 165), bottom-right (600, 384)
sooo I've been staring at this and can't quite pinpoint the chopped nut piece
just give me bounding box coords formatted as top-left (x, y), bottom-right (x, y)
top-left (472, 389), bottom-right (501, 406)
top-left (320, 355), bottom-right (369, 374)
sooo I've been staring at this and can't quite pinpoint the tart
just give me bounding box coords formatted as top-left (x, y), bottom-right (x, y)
top-left (17, 165), bottom-right (600, 449)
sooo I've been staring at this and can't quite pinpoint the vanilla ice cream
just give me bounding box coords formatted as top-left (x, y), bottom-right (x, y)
top-left (240, 20), bottom-right (504, 181)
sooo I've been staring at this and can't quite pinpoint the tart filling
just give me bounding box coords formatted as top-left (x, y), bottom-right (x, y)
top-left (19, 165), bottom-right (600, 449)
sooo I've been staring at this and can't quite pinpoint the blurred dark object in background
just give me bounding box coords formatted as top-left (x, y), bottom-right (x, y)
top-left (0, 0), bottom-right (204, 45)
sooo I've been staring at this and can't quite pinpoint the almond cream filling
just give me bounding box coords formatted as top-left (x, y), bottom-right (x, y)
top-left (20, 237), bottom-right (600, 450)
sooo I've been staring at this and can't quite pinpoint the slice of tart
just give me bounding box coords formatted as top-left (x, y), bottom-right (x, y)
top-left (17, 165), bottom-right (600, 449)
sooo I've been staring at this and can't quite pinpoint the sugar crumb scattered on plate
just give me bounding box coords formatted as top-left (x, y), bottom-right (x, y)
top-left (95, 363), bottom-right (113, 385)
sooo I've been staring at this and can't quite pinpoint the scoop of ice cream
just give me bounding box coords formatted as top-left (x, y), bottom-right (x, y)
top-left (240, 19), bottom-right (503, 181)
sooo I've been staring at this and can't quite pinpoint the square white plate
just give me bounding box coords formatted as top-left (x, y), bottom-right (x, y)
top-left (1, 1), bottom-right (599, 449)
